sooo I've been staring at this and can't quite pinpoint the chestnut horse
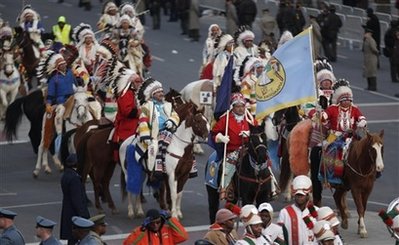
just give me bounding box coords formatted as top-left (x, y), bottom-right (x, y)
top-left (333, 130), bottom-right (384, 238)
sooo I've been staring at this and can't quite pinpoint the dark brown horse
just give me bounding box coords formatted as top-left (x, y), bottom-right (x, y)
top-left (333, 130), bottom-right (384, 238)
top-left (12, 27), bottom-right (40, 90)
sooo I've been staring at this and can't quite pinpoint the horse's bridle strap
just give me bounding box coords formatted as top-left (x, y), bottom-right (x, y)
top-left (167, 151), bottom-right (182, 160)
top-left (238, 174), bottom-right (271, 185)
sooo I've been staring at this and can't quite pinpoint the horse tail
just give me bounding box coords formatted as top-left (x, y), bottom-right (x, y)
top-left (289, 119), bottom-right (312, 176)
top-left (3, 96), bottom-right (25, 141)
top-left (60, 129), bottom-right (77, 165)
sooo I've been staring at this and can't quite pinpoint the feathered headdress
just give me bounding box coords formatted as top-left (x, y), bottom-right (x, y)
top-left (60, 44), bottom-right (79, 67)
top-left (137, 77), bottom-right (163, 105)
top-left (36, 50), bottom-right (66, 83)
top-left (73, 23), bottom-right (96, 47)
top-left (102, 1), bottom-right (118, 14)
top-left (97, 39), bottom-right (118, 61)
top-left (120, 2), bottom-right (137, 17)
top-left (315, 57), bottom-right (336, 87)
top-left (214, 33), bottom-right (234, 54)
top-left (234, 25), bottom-right (255, 46)
top-left (239, 56), bottom-right (261, 79)
top-left (118, 14), bottom-right (132, 28)
top-left (278, 30), bottom-right (293, 48)
top-left (17, 5), bottom-right (39, 23)
top-left (332, 79), bottom-right (352, 104)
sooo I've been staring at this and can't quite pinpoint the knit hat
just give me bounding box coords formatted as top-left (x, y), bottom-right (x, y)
top-left (36, 50), bottom-right (66, 83)
top-left (291, 175), bottom-right (312, 195)
top-left (317, 206), bottom-right (340, 227)
top-left (231, 93), bottom-right (246, 106)
top-left (73, 23), bottom-right (96, 47)
top-left (215, 208), bottom-right (237, 224)
top-left (313, 220), bottom-right (335, 242)
top-left (332, 79), bottom-right (353, 104)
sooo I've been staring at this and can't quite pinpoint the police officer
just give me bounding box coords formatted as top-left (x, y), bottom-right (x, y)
top-left (52, 16), bottom-right (72, 45)
top-left (35, 216), bottom-right (62, 245)
top-left (71, 216), bottom-right (97, 245)
top-left (89, 214), bottom-right (107, 244)
top-left (0, 208), bottom-right (25, 245)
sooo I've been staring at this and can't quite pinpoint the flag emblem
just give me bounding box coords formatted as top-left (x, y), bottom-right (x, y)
top-left (256, 57), bottom-right (286, 101)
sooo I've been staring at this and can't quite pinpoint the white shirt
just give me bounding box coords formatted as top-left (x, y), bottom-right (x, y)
top-left (236, 233), bottom-right (272, 245)
top-left (278, 204), bottom-right (318, 245)
top-left (262, 223), bottom-right (285, 243)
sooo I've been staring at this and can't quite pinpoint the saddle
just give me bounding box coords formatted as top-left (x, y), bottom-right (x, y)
top-left (62, 96), bottom-right (74, 120)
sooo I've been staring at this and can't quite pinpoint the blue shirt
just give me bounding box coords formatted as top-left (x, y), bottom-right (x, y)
top-left (46, 69), bottom-right (76, 105)
top-left (154, 100), bottom-right (168, 131)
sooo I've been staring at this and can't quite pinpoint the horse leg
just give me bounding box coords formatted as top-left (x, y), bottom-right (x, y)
top-left (42, 148), bottom-right (52, 174)
top-left (176, 191), bottom-right (184, 219)
top-left (33, 143), bottom-right (44, 178)
top-left (134, 193), bottom-right (145, 218)
top-left (351, 188), bottom-right (368, 238)
top-left (193, 144), bottom-right (204, 155)
top-left (310, 146), bottom-right (323, 206)
top-left (168, 173), bottom-right (179, 218)
top-left (92, 174), bottom-right (104, 214)
top-left (206, 185), bottom-right (219, 224)
top-left (104, 162), bottom-right (118, 214)
top-left (333, 188), bottom-right (348, 229)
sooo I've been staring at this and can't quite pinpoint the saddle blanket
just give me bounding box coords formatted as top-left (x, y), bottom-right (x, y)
top-left (319, 136), bottom-right (347, 185)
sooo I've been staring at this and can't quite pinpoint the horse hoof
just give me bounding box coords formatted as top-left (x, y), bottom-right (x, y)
top-left (341, 221), bottom-right (348, 230)
top-left (45, 169), bottom-right (52, 175)
top-left (178, 213), bottom-right (183, 219)
top-left (33, 169), bottom-right (40, 179)
top-left (59, 165), bottom-right (64, 172)
top-left (136, 212), bottom-right (144, 218)
top-left (32, 172), bottom-right (38, 179)
top-left (128, 212), bottom-right (134, 219)
top-left (360, 231), bottom-right (368, 238)
top-left (111, 209), bottom-right (119, 215)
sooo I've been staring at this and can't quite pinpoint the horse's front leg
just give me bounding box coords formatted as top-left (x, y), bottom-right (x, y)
top-left (351, 188), bottom-right (368, 238)
top-left (134, 193), bottom-right (144, 218)
top-left (42, 148), bottom-right (52, 174)
top-left (193, 143), bottom-right (204, 155)
top-left (92, 175), bottom-right (104, 214)
top-left (33, 143), bottom-right (44, 178)
top-left (103, 162), bottom-right (118, 214)
top-left (0, 88), bottom-right (8, 107)
top-left (176, 191), bottom-right (184, 219)
top-left (333, 188), bottom-right (348, 230)
top-left (168, 173), bottom-right (179, 218)
top-left (52, 152), bottom-right (63, 171)
top-left (127, 192), bottom-right (135, 219)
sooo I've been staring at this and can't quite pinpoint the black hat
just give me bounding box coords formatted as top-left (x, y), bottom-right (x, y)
top-left (36, 216), bottom-right (57, 229)
top-left (89, 214), bottom-right (107, 226)
top-left (0, 208), bottom-right (17, 219)
top-left (146, 209), bottom-right (161, 221)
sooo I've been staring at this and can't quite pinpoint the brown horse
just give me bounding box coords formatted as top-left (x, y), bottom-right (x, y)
top-left (333, 130), bottom-right (384, 238)
top-left (12, 27), bottom-right (40, 90)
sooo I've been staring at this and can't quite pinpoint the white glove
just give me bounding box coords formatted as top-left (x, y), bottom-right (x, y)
top-left (165, 120), bottom-right (174, 129)
top-left (357, 119), bottom-right (367, 128)
top-left (215, 133), bottom-right (230, 144)
top-left (239, 130), bottom-right (250, 137)
top-left (142, 139), bottom-right (152, 145)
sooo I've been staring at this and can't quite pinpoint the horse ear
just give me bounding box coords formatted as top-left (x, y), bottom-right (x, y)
top-left (379, 129), bottom-right (384, 139)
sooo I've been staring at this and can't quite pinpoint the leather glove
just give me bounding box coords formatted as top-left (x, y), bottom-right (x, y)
top-left (165, 120), bottom-right (174, 130)
top-left (45, 104), bottom-right (53, 114)
top-left (142, 139), bottom-right (152, 145)
top-left (239, 130), bottom-right (250, 137)
top-left (159, 210), bottom-right (171, 221)
top-left (357, 119), bottom-right (367, 128)
top-left (215, 133), bottom-right (230, 144)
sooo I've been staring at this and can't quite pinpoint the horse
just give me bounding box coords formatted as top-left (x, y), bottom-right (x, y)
top-left (12, 27), bottom-right (40, 90)
top-left (180, 79), bottom-right (214, 154)
top-left (0, 51), bottom-right (21, 119)
top-left (273, 106), bottom-right (302, 202)
top-left (205, 122), bottom-right (272, 223)
top-left (33, 87), bottom-right (102, 178)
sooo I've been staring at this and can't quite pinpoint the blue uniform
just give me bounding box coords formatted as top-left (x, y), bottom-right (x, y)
top-left (46, 69), bottom-right (76, 105)
top-left (0, 225), bottom-right (25, 245)
top-left (78, 234), bottom-right (99, 245)
top-left (40, 235), bottom-right (62, 245)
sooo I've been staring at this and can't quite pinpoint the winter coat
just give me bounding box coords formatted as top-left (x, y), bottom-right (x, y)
top-left (366, 13), bottom-right (381, 49)
top-left (60, 168), bottom-right (90, 240)
top-left (226, 2), bottom-right (238, 35)
top-left (188, 0), bottom-right (200, 30)
top-left (363, 34), bottom-right (379, 78)
top-left (237, 0), bottom-right (257, 27)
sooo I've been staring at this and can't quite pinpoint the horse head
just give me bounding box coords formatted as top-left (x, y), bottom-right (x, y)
top-left (272, 106), bottom-right (301, 131)
top-left (73, 86), bottom-right (90, 121)
top-left (165, 88), bottom-right (184, 108)
top-left (1, 51), bottom-right (15, 76)
top-left (366, 129), bottom-right (384, 172)
top-left (248, 122), bottom-right (268, 165)
top-left (185, 102), bottom-right (209, 140)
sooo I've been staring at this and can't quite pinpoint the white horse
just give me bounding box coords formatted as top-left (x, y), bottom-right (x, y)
top-left (34, 87), bottom-right (102, 178)
top-left (180, 79), bottom-right (214, 154)
top-left (0, 51), bottom-right (21, 120)
top-left (119, 106), bottom-right (209, 219)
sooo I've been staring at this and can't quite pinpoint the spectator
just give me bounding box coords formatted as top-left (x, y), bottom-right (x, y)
top-left (258, 203), bottom-right (287, 245)
top-left (363, 27), bottom-right (379, 91)
top-left (278, 175), bottom-right (317, 245)
top-left (393, 29), bottom-right (399, 85)
top-left (148, 0), bottom-right (161, 30)
top-left (293, 3), bottom-right (306, 36)
top-left (237, 0), bottom-right (257, 29)
top-left (71, 216), bottom-right (97, 244)
top-left (309, 15), bottom-right (322, 58)
top-left (258, 8), bottom-right (277, 41)
top-left (60, 154), bottom-right (90, 245)
top-left (123, 209), bottom-right (188, 244)
top-left (276, 1), bottom-right (296, 37)
top-left (0, 208), bottom-right (25, 244)
top-left (318, 5), bottom-right (342, 62)
top-left (52, 16), bottom-right (72, 45)
top-left (365, 8), bottom-right (381, 52)
top-left (35, 216), bottom-right (62, 245)
top-left (89, 214), bottom-right (108, 245)
top-left (177, 0), bottom-right (190, 35)
top-left (188, 0), bottom-right (200, 42)
top-left (383, 20), bottom-right (399, 83)
top-left (203, 208), bottom-right (239, 244)
top-left (226, 0), bottom-right (239, 36)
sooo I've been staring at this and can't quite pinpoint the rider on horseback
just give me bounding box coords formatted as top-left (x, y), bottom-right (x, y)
top-left (211, 93), bottom-right (257, 199)
top-left (17, 5), bottom-right (45, 56)
top-left (136, 78), bottom-right (180, 181)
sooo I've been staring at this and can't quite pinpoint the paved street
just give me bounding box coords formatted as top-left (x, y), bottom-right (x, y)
top-left (1, 0), bottom-right (399, 244)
